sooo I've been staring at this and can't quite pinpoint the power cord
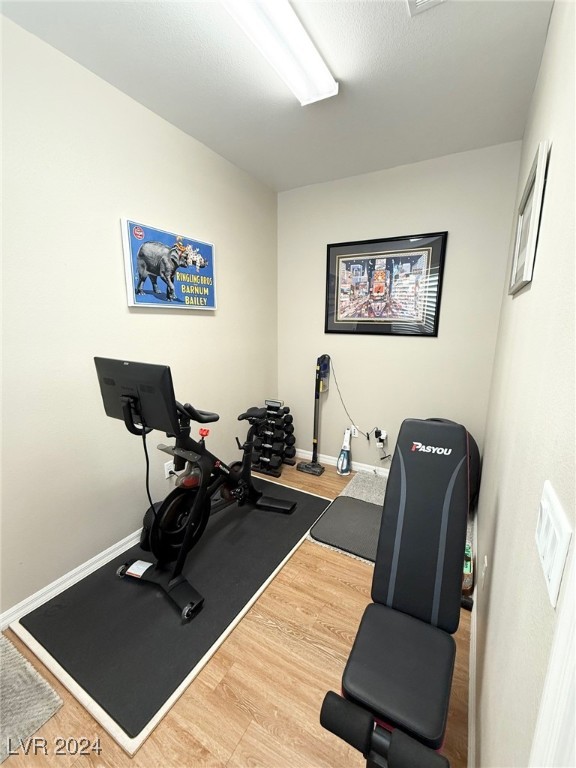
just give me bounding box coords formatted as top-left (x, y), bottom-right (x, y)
top-left (330, 357), bottom-right (391, 461)
top-left (141, 429), bottom-right (157, 517)
top-left (330, 357), bottom-right (370, 438)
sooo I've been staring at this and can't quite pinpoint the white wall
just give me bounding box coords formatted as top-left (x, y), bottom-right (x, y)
top-left (1, 19), bottom-right (278, 612)
top-left (278, 143), bottom-right (521, 466)
top-left (3, 18), bottom-right (574, 765)
top-left (475, 2), bottom-right (575, 765)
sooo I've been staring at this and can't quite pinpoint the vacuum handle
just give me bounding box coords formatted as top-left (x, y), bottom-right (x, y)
top-left (311, 355), bottom-right (330, 463)
top-left (316, 354), bottom-right (331, 394)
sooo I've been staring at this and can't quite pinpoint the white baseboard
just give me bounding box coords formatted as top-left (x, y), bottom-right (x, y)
top-left (467, 514), bottom-right (478, 768)
top-left (1, 530), bottom-right (141, 630)
top-left (468, 592), bottom-right (477, 767)
top-left (295, 449), bottom-right (390, 478)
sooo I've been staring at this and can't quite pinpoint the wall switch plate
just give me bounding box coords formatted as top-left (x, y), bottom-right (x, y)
top-left (482, 555), bottom-right (488, 589)
top-left (536, 481), bottom-right (572, 607)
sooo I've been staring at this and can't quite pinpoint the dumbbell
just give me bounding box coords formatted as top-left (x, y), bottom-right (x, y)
top-left (284, 446), bottom-right (296, 459)
top-left (283, 422), bottom-right (295, 435)
top-left (257, 453), bottom-right (282, 470)
top-left (254, 439), bottom-right (284, 453)
top-left (262, 428), bottom-right (285, 441)
top-left (255, 437), bottom-right (280, 450)
top-left (269, 414), bottom-right (293, 428)
top-left (284, 434), bottom-right (296, 446)
top-left (267, 404), bottom-right (289, 414)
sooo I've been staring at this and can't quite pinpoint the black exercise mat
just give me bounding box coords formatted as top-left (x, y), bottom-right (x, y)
top-left (310, 496), bottom-right (382, 562)
top-left (19, 480), bottom-right (328, 740)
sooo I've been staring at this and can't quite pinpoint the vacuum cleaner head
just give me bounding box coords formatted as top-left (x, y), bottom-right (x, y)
top-left (297, 461), bottom-right (325, 476)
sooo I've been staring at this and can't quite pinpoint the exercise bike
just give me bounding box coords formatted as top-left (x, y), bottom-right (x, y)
top-left (94, 357), bottom-right (296, 622)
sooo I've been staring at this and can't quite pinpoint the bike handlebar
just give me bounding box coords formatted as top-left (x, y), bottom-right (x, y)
top-left (176, 401), bottom-right (220, 424)
top-left (175, 403), bottom-right (267, 427)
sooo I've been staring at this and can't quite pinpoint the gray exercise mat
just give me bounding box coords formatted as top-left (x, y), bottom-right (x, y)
top-left (310, 495), bottom-right (382, 562)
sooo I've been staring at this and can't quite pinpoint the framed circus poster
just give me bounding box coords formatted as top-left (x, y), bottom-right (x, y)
top-left (325, 232), bottom-right (447, 337)
top-left (122, 219), bottom-right (216, 310)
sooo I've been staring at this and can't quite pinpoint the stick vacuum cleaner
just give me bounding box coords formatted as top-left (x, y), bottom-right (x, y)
top-left (297, 354), bottom-right (330, 476)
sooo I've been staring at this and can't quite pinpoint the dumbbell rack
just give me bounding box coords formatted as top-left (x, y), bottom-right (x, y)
top-left (251, 399), bottom-right (297, 478)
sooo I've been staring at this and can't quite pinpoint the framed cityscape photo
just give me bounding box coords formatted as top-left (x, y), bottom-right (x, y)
top-left (325, 232), bottom-right (448, 336)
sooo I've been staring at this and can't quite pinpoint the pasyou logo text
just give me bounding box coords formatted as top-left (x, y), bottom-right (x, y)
top-left (411, 442), bottom-right (452, 456)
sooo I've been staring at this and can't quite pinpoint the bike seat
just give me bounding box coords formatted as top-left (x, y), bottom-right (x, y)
top-left (179, 402), bottom-right (220, 424)
top-left (238, 407), bottom-right (267, 422)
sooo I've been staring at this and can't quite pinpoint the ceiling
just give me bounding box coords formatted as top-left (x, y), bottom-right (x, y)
top-left (2, 0), bottom-right (553, 192)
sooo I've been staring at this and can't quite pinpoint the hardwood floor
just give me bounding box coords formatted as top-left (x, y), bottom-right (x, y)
top-left (4, 465), bottom-right (469, 767)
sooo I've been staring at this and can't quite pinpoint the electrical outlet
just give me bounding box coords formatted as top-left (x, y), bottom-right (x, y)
top-left (164, 460), bottom-right (174, 479)
top-left (351, 426), bottom-right (359, 438)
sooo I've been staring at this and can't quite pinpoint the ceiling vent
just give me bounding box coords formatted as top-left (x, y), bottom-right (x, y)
top-left (407, 0), bottom-right (445, 16)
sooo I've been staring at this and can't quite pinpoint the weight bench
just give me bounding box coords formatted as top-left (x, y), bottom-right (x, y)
top-left (321, 418), bottom-right (480, 768)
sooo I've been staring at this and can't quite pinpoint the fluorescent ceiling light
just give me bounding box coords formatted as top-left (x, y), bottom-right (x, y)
top-left (407, 0), bottom-right (445, 17)
top-left (222, 0), bottom-right (339, 106)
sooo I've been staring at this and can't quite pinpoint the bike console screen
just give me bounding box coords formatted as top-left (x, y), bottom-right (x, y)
top-left (94, 357), bottom-right (182, 436)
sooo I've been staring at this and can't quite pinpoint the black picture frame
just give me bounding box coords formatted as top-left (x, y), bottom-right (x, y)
top-left (325, 231), bottom-right (448, 337)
